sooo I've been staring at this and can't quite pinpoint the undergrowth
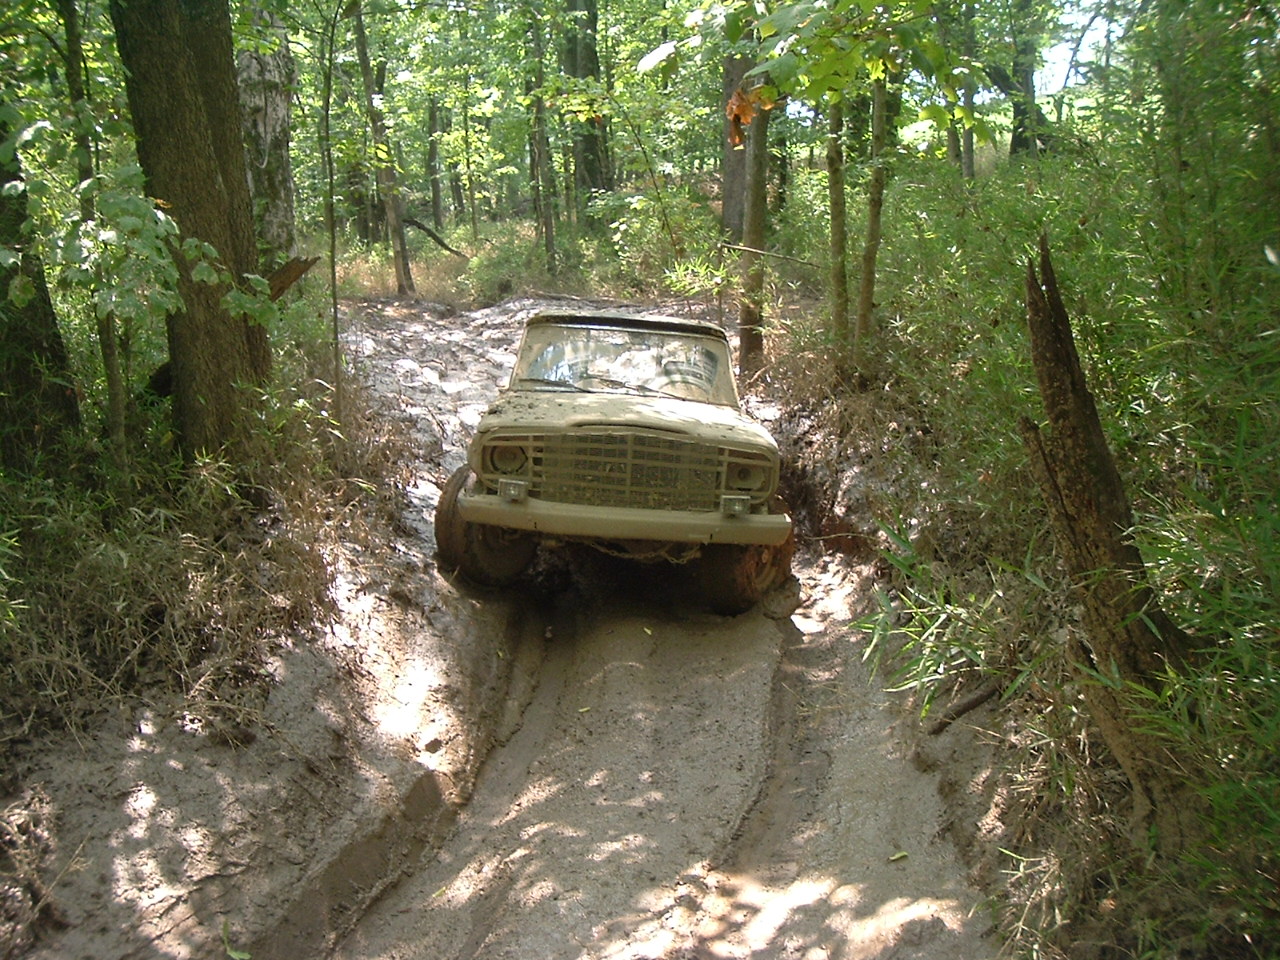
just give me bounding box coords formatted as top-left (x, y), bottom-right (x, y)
top-left (0, 312), bottom-right (406, 752)
top-left (766, 144), bottom-right (1279, 958)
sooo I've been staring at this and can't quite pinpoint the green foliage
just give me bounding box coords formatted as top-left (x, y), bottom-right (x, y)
top-left (0, 299), bottom-right (393, 742)
top-left (2, 0), bottom-right (1277, 953)
top-left (0, 530), bottom-right (21, 637)
top-left (591, 188), bottom-right (722, 291)
top-left (840, 32), bottom-right (1280, 949)
top-left (455, 221), bottom-right (558, 304)
top-left (770, 165), bottom-right (832, 294)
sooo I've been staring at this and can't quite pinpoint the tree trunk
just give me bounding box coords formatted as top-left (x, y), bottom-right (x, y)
top-left (428, 99), bottom-right (444, 231)
top-left (737, 98), bottom-right (771, 378)
top-left (826, 99), bottom-right (850, 370)
top-left (238, 10), bottom-right (298, 270)
top-left (110, 0), bottom-right (270, 456)
top-left (527, 4), bottom-right (557, 273)
top-left (1019, 235), bottom-right (1201, 856)
top-left (181, 0), bottom-right (262, 289)
top-left (986, 49), bottom-right (1054, 155)
top-left (720, 55), bottom-right (750, 243)
top-left (0, 113), bottom-right (81, 473)
top-left (933, 0), bottom-right (975, 177)
top-left (851, 77), bottom-right (887, 377)
top-left (353, 3), bottom-right (414, 295)
top-left (563, 0), bottom-right (610, 217)
top-left (770, 120), bottom-right (788, 215)
top-left (57, 0), bottom-right (127, 463)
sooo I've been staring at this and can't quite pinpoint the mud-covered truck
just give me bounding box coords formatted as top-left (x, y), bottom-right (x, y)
top-left (435, 309), bottom-right (793, 614)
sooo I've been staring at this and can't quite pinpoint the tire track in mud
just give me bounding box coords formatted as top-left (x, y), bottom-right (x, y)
top-left (334, 595), bottom-right (787, 960)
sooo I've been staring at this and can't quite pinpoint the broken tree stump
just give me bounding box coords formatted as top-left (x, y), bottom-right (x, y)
top-left (267, 255), bottom-right (320, 301)
top-left (1018, 234), bottom-right (1199, 855)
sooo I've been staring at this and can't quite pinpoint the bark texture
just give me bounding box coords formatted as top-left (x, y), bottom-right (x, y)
top-left (0, 116), bottom-right (81, 472)
top-left (110, 0), bottom-right (270, 456)
top-left (1019, 236), bottom-right (1199, 855)
top-left (238, 11), bottom-right (298, 269)
top-left (719, 56), bottom-right (751, 243)
top-left (737, 100), bottom-right (771, 378)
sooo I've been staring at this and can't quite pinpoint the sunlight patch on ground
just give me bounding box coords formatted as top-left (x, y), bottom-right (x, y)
top-left (494, 776), bottom-right (568, 828)
top-left (371, 657), bottom-right (446, 740)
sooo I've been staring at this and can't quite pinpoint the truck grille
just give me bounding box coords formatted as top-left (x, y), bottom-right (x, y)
top-left (538, 432), bottom-right (721, 511)
top-left (479, 429), bottom-right (775, 512)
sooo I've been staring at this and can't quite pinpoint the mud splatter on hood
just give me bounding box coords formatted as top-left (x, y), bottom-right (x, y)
top-left (476, 390), bottom-right (781, 451)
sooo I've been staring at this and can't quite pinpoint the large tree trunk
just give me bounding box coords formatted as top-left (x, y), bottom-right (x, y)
top-left (238, 10), bottom-right (298, 270)
top-left (737, 98), bottom-right (771, 378)
top-left (0, 113), bottom-right (81, 473)
top-left (353, 3), bottom-right (414, 295)
top-left (1019, 236), bottom-right (1201, 856)
top-left (719, 55), bottom-right (751, 243)
top-left (110, 0), bottom-right (270, 456)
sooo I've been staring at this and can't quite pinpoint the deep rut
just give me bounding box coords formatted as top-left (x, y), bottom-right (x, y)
top-left (333, 592), bottom-right (788, 960)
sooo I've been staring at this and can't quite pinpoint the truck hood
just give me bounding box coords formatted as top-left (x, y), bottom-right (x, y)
top-left (476, 390), bottom-right (780, 452)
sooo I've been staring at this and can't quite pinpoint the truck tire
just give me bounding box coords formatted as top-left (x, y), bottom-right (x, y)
top-left (435, 466), bottom-right (536, 586)
top-left (698, 530), bottom-right (795, 616)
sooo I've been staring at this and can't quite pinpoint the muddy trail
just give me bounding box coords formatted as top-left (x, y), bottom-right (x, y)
top-left (13, 298), bottom-right (995, 960)
top-left (332, 298), bottom-right (992, 960)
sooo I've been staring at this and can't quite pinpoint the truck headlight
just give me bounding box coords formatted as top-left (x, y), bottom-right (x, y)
top-left (727, 462), bottom-right (769, 492)
top-left (485, 443), bottom-right (528, 475)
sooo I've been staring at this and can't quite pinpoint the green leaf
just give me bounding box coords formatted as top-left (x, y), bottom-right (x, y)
top-left (191, 261), bottom-right (220, 285)
top-left (638, 40), bottom-right (677, 75)
top-left (8, 273), bottom-right (35, 308)
top-left (918, 104), bottom-right (951, 127)
top-left (724, 9), bottom-right (744, 43)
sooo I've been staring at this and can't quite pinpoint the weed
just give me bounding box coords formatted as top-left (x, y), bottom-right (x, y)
top-left (0, 306), bottom-right (403, 748)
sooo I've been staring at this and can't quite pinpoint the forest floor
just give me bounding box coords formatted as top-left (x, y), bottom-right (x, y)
top-left (10, 298), bottom-right (1006, 960)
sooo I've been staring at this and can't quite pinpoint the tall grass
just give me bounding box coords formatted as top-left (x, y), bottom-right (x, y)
top-left (0, 290), bottom-right (406, 745)
top-left (813, 128), bottom-right (1280, 954)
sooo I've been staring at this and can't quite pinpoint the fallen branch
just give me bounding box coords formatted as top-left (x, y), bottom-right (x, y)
top-left (403, 218), bottom-right (468, 259)
top-left (927, 680), bottom-right (1001, 735)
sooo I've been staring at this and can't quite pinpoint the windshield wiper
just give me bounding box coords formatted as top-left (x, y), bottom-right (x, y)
top-left (579, 375), bottom-right (664, 395)
top-left (515, 377), bottom-right (591, 392)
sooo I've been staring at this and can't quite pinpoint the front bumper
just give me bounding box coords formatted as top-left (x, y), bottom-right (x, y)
top-left (458, 492), bottom-right (792, 546)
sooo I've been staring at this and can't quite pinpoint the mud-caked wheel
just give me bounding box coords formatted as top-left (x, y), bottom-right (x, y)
top-left (435, 466), bottom-right (536, 586)
top-left (698, 530), bottom-right (795, 616)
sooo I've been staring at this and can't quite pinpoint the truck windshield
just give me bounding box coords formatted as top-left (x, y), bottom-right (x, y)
top-left (511, 322), bottom-right (739, 406)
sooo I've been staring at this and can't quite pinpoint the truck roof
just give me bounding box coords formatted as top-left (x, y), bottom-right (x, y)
top-left (525, 308), bottom-right (730, 342)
